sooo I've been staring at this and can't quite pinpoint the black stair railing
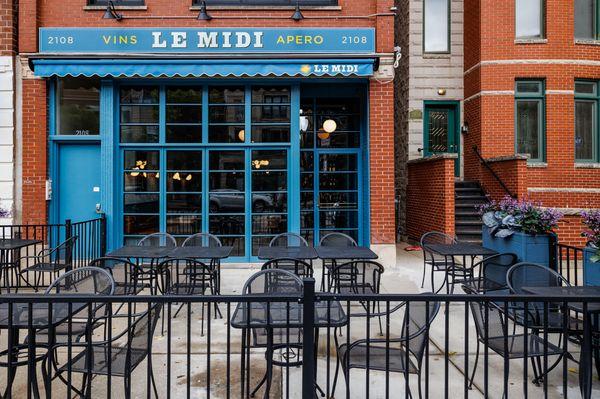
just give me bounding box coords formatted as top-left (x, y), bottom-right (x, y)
top-left (472, 146), bottom-right (517, 199)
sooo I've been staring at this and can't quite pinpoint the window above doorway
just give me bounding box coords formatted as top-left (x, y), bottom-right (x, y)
top-left (423, 0), bottom-right (450, 53)
top-left (55, 77), bottom-right (100, 136)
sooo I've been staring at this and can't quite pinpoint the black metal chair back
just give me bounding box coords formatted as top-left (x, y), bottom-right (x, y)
top-left (182, 233), bottom-right (222, 247)
top-left (157, 258), bottom-right (214, 295)
top-left (400, 298), bottom-right (441, 363)
top-left (421, 231), bottom-right (456, 265)
top-left (319, 232), bottom-right (357, 247)
top-left (45, 266), bottom-right (114, 295)
top-left (243, 268), bottom-right (303, 295)
top-left (89, 257), bottom-right (145, 295)
top-left (481, 253), bottom-right (518, 290)
top-left (261, 258), bottom-right (314, 278)
top-left (138, 232), bottom-right (177, 248)
top-left (269, 232), bottom-right (308, 247)
top-left (329, 260), bottom-right (384, 294)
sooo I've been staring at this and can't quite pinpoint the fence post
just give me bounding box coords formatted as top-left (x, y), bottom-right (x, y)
top-left (549, 232), bottom-right (558, 271)
top-left (65, 219), bottom-right (72, 271)
top-left (302, 277), bottom-right (316, 399)
top-left (99, 213), bottom-right (107, 257)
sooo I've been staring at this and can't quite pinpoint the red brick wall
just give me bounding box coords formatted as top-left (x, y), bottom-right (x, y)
top-left (0, 0), bottom-right (17, 55)
top-left (369, 80), bottom-right (396, 244)
top-left (479, 157), bottom-right (527, 202)
top-left (463, 1), bottom-right (600, 248)
top-left (406, 156), bottom-right (455, 242)
top-left (21, 79), bottom-right (47, 225)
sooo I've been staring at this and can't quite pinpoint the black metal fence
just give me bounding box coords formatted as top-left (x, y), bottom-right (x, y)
top-left (1, 287), bottom-right (598, 399)
top-left (0, 216), bottom-right (106, 289)
top-left (557, 243), bottom-right (585, 287)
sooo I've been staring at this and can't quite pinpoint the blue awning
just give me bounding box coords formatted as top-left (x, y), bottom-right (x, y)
top-left (31, 58), bottom-right (374, 78)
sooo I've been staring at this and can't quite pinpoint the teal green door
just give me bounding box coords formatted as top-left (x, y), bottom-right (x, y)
top-left (424, 103), bottom-right (460, 176)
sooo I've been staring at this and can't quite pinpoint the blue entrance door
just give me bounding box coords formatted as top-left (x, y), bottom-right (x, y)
top-left (57, 144), bottom-right (101, 223)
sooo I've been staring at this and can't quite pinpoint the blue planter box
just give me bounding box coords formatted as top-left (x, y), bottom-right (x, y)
top-left (583, 247), bottom-right (600, 286)
top-left (482, 226), bottom-right (554, 268)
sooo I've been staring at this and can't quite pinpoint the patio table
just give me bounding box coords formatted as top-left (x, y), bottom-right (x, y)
top-left (425, 243), bottom-right (497, 293)
top-left (231, 298), bottom-right (347, 398)
top-left (257, 246), bottom-right (318, 261)
top-left (315, 245), bottom-right (378, 290)
top-left (522, 286), bottom-right (600, 399)
top-left (0, 301), bottom-right (88, 399)
top-left (106, 246), bottom-right (173, 294)
top-left (0, 239), bottom-right (43, 291)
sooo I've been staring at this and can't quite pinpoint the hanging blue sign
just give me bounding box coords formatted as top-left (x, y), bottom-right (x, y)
top-left (39, 28), bottom-right (375, 54)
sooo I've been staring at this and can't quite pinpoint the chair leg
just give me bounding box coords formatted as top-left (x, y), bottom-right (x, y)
top-left (376, 301), bottom-right (383, 337)
top-left (417, 369), bottom-right (423, 399)
top-left (250, 371), bottom-right (268, 397)
top-left (420, 263), bottom-right (427, 288)
top-left (150, 362), bottom-right (159, 398)
top-left (124, 375), bottom-right (131, 399)
top-left (468, 340), bottom-right (480, 389)
top-left (201, 302), bottom-right (205, 337)
top-left (331, 354), bottom-right (341, 398)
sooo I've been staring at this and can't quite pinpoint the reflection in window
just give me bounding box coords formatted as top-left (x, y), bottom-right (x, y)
top-left (209, 86), bottom-right (245, 143)
top-left (251, 86), bottom-right (291, 143)
top-left (166, 87), bottom-right (202, 143)
top-left (423, 0), bottom-right (450, 53)
top-left (57, 78), bottom-right (100, 135)
top-left (120, 86), bottom-right (160, 143)
top-left (515, 0), bottom-right (544, 39)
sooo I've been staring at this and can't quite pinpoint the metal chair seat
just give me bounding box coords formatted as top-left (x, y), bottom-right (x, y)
top-left (28, 320), bottom-right (105, 345)
top-left (253, 327), bottom-right (303, 347)
top-left (337, 343), bottom-right (419, 374)
top-left (0, 344), bottom-right (47, 367)
top-left (56, 346), bottom-right (148, 377)
top-left (511, 308), bottom-right (585, 333)
top-left (22, 262), bottom-right (70, 273)
top-left (113, 282), bottom-right (148, 296)
top-left (163, 282), bottom-right (209, 296)
top-left (484, 334), bottom-right (564, 359)
top-left (336, 283), bottom-right (377, 295)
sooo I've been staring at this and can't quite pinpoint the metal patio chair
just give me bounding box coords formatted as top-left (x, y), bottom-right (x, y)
top-left (48, 302), bottom-right (163, 399)
top-left (332, 297), bottom-right (440, 399)
top-left (329, 260), bottom-right (385, 334)
top-left (261, 257), bottom-right (314, 278)
top-left (19, 235), bottom-right (78, 290)
top-left (157, 257), bottom-right (215, 335)
top-left (464, 285), bottom-right (567, 397)
top-left (136, 232), bottom-right (177, 294)
top-left (89, 257), bottom-right (147, 296)
top-left (420, 231), bottom-right (458, 292)
top-left (182, 232), bottom-right (222, 293)
top-left (269, 232), bottom-right (309, 247)
top-left (318, 232), bottom-right (357, 291)
top-left (241, 269), bottom-right (310, 398)
top-left (457, 252), bottom-right (518, 294)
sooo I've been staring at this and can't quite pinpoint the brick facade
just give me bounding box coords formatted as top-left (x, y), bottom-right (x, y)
top-left (406, 155), bottom-right (455, 241)
top-left (462, 0), bottom-right (600, 247)
top-left (16, 0), bottom-right (397, 246)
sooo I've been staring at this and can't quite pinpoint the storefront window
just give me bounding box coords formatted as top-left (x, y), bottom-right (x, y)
top-left (166, 87), bottom-right (202, 143)
top-left (120, 86), bottom-right (159, 143)
top-left (423, 0), bottom-right (450, 53)
top-left (575, 80), bottom-right (599, 162)
top-left (515, 80), bottom-right (545, 162)
top-left (208, 86), bottom-right (245, 143)
top-left (56, 78), bottom-right (100, 135)
top-left (251, 86), bottom-right (291, 142)
top-left (515, 0), bottom-right (545, 39)
top-left (575, 0), bottom-right (599, 40)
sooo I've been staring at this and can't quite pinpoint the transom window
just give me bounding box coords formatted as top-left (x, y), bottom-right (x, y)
top-left (423, 0), bottom-right (450, 53)
top-left (575, 0), bottom-right (600, 40)
top-left (515, 80), bottom-right (545, 162)
top-left (575, 80), bottom-right (599, 162)
top-left (515, 0), bottom-right (545, 39)
top-left (55, 77), bottom-right (100, 136)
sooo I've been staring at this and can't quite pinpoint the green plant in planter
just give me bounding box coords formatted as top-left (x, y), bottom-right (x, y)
top-left (479, 196), bottom-right (563, 238)
top-left (581, 210), bottom-right (600, 263)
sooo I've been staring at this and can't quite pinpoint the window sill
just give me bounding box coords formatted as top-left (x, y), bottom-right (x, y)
top-left (575, 39), bottom-right (600, 46)
top-left (575, 162), bottom-right (600, 169)
top-left (422, 54), bottom-right (451, 60)
top-left (84, 5), bottom-right (147, 10)
top-left (526, 162), bottom-right (547, 168)
top-left (189, 5), bottom-right (341, 10)
top-left (514, 38), bottom-right (548, 45)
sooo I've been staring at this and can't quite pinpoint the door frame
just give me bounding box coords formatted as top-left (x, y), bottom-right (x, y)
top-left (423, 100), bottom-right (461, 176)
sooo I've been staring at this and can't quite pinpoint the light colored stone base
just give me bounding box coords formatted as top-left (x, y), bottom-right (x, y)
top-left (0, 56), bottom-right (14, 224)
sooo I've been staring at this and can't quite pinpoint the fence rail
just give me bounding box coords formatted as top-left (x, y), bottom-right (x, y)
top-left (0, 215), bottom-right (106, 290)
top-left (0, 289), bottom-right (599, 399)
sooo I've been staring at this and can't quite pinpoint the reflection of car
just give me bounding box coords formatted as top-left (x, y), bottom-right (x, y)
top-left (209, 190), bottom-right (280, 213)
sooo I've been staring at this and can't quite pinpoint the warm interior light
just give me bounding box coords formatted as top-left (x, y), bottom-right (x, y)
top-left (252, 160), bottom-right (270, 169)
top-left (173, 172), bottom-right (181, 180)
top-left (322, 119), bottom-right (337, 133)
top-left (186, 174), bottom-right (192, 181)
top-left (238, 129), bottom-right (245, 142)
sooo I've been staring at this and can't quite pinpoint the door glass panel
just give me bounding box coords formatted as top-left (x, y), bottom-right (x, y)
top-left (427, 109), bottom-right (450, 152)
top-left (209, 150), bottom-right (245, 256)
top-left (251, 149), bottom-right (288, 256)
top-left (166, 151), bottom-right (202, 238)
top-left (123, 150), bottom-right (160, 243)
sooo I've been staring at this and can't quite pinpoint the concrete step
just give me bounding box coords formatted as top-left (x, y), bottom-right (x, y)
top-left (455, 219), bottom-right (483, 227)
top-left (454, 180), bottom-right (481, 189)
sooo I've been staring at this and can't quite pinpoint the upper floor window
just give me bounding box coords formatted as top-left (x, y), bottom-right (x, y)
top-left (88, 0), bottom-right (144, 5)
top-left (575, 0), bottom-right (599, 40)
top-left (56, 78), bottom-right (100, 136)
top-left (575, 80), bottom-right (599, 162)
top-left (515, 0), bottom-right (545, 39)
top-left (193, 0), bottom-right (337, 5)
top-left (423, 0), bottom-right (450, 53)
top-left (515, 80), bottom-right (545, 162)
